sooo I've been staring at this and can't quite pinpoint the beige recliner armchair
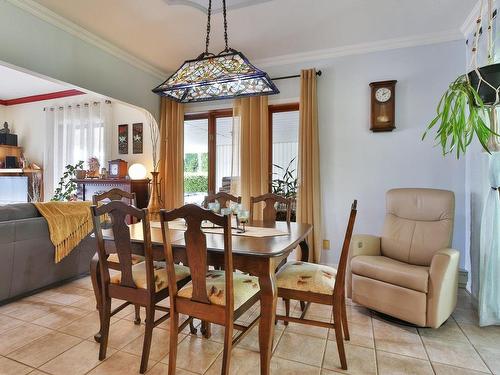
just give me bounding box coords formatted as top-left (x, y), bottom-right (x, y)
top-left (347, 188), bottom-right (459, 328)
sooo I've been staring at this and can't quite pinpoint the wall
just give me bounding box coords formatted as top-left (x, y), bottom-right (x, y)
top-left (187, 40), bottom-right (467, 267)
top-left (0, 0), bottom-right (161, 121)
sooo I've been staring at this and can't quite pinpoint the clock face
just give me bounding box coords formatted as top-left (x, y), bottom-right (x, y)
top-left (110, 164), bottom-right (119, 175)
top-left (375, 87), bottom-right (392, 103)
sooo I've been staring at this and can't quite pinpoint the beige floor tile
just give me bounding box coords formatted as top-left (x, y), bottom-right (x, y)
top-left (373, 318), bottom-right (427, 359)
top-left (39, 286), bottom-right (93, 305)
top-left (31, 306), bottom-right (87, 330)
top-left (432, 362), bottom-right (491, 375)
top-left (377, 351), bottom-right (434, 375)
top-left (0, 299), bottom-right (60, 322)
top-left (323, 342), bottom-right (377, 375)
top-left (0, 356), bottom-right (33, 375)
top-left (70, 296), bottom-right (98, 312)
top-left (66, 276), bottom-right (94, 290)
top-left (40, 340), bottom-right (116, 375)
top-left (475, 344), bottom-right (500, 374)
top-left (345, 305), bottom-right (372, 326)
top-left (26, 371), bottom-right (51, 375)
top-left (147, 362), bottom-right (197, 375)
top-left (58, 311), bottom-right (117, 339)
top-left (87, 350), bottom-right (154, 374)
top-left (0, 323), bottom-right (52, 355)
top-left (459, 323), bottom-right (500, 348)
top-left (175, 336), bottom-right (223, 373)
top-left (270, 357), bottom-right (321, 375)
top-left (423, 337), bottom-right (490, 373)
top-left (204, 348), bottom-right (261, 375)
top-left (456, 290), bottom-right (475, 311)
top-left (237, 323), bottom-right (283, 352)
top-left (452, 307), bottom-right (479, 325)
top-left (122, 326), bottom-right (186, 361)
top-left (329, 321), bottom-right (374, 349)
top-left (286, 320), bottom-right (330, 339)
top-left (0, 314), bottom-right (24, 335)
top-left (418, 319), bottom-right (468, 343)
top-left (274, 331), bottom-right (326, 367)
top-left (106, 318), bottom-right (145, 349)
top-left (7, 332), bottom-right (81, 368)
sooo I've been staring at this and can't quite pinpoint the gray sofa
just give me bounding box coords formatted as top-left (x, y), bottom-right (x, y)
top-left (0, 203), bottom-right (96, 304)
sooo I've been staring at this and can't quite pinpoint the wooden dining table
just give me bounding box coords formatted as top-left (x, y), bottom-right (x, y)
top-left (91, 220), bottom-right (312, 375)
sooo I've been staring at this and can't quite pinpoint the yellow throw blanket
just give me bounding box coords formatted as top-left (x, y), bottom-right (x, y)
top-left (34, 201), bottom-right (93, 263)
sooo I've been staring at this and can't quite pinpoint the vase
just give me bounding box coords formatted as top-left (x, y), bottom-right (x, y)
top-left (148, 171), bottom-right (162, 221)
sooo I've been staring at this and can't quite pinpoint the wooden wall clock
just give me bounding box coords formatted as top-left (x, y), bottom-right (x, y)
top-left (369, 80), bottom-right (397, 132)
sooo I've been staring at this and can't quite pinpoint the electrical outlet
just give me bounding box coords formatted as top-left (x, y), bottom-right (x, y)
top-left (322, 239), bottom-right (330, 250)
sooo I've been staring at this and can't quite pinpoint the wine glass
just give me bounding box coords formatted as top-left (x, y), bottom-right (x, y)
top-left (237, 209), bottom-right (249, 233)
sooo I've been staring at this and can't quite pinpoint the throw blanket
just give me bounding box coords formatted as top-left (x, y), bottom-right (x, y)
top-left (34, 201), bottom-right (93, 263)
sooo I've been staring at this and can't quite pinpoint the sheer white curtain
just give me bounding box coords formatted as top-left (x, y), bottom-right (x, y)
top-left (44, 101), bottom-right (112, 199)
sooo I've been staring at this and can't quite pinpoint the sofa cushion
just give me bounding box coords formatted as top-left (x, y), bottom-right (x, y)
top-left (0, 203), bottom-right (40, 222)
top-left (351, 255), bottom-right (429, 293)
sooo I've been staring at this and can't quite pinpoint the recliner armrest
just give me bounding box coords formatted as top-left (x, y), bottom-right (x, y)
top-left (427, 248), bottom-right (460, 328)
top-left (347, 234), bottom-right (381, 297)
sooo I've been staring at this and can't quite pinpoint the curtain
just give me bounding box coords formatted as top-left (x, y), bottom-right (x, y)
top-left (479, 151), bottom-right (500, 326)
top-left (159, 98), bottom-right (184, 210)
top-left (231, 96), bottom-right (269, 216)
top-left (297, 69), bottom-right (322, 263)
top-left (44, 101), bottom-right (111, 200)
top-left (487, 108), bottom-right (500, 152)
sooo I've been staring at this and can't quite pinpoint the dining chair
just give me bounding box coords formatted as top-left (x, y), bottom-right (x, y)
top-left (91, 201), bottom-right (192, 373)
top-left (92, 188), bottom-right (144, 324)
top-left (250, 193), bottom-right (292, 224)
top-left (203, 192), bottom-right (241, 209)
top-left (275, 200), bottom-right (358, 370)
top-left (160, 204), bottom-right (261, 375)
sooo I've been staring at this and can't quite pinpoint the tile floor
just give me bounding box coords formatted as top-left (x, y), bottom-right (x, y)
top-left (0, 277), bottom-right (499, 375)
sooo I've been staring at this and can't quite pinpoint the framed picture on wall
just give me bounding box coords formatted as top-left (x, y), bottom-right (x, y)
top-left (118, 124), bottom-right (128, 154)
top-left (132, 123), bottom-right (143, 154)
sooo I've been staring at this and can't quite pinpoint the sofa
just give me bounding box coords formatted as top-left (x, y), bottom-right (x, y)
top-left (0, 203), bottom-right (96, 303)
top-left (347, 188), bottom-right (459, 328)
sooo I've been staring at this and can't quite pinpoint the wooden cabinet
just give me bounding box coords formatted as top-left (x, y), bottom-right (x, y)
top-left (73, 179), bottom-right (150, 208)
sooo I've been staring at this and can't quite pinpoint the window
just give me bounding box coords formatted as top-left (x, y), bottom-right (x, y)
top-left (183, 110), bottom-right (232, 204)
top-left (269, 104), bottom-right (299, 198)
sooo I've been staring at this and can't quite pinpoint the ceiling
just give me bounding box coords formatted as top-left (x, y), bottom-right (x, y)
top-left (33, 0), bottom-right (475, 74)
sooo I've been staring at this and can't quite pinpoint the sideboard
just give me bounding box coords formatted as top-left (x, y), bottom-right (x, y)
top-left (73, 178), bottom-right (150, 208)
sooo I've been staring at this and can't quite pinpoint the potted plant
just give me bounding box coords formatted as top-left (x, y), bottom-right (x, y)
top-left (52, 160), bottom-right (84, 201)
top-left (423, 0), bottom-right (499, 158)
top-left (272, 157), bottom-right (298, 222)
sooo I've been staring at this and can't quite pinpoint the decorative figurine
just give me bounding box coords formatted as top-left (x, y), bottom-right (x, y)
top-left (0, 122), bottom-right (10, 134)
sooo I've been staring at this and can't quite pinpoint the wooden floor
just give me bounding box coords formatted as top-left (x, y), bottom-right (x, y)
top-left (0, 276), bottom-right (498, 375)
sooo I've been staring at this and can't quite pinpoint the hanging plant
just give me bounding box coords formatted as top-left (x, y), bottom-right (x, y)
top-left (423, 0), bottom-right (500, 158)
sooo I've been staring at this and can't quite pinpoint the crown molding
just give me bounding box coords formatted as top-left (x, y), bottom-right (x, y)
top-left (5, 0), bottom-right (167, 79)
top-left (0, 89), bottom-right (84, 106)
top-left (461, 0), bottom-right (481, 37)
top-left (254, 30), bottom-right (465, 68)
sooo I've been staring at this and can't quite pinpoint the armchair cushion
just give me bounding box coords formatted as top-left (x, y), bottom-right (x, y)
top-left (351, 255), bottom-right (429, 293)
top-left (276, 261), bottom-right (337, 295)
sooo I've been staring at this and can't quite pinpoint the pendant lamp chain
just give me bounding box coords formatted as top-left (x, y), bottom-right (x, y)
top-left (204, 0), bottom-right (230, 55)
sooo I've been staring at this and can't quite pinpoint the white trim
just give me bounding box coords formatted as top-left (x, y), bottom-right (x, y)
top-left (461, 0), bottom-right (481, 37)
top-left (5, 0), bottom-right (167, 79)
top-left (254, 30), bottom-right (465, 68)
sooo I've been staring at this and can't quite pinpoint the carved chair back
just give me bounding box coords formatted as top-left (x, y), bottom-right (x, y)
top-left (203, 192), bottom-right (241, 209)
top-left (160, 204), bottom-right (234, 313)
top-left (250, 193), bottom-right (292, 224)
top-left (91, 201), bottom-right (155, 293)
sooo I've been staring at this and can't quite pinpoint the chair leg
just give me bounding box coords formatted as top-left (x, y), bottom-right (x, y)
top-left (139, 305), bottom-right (154, 373)
top-left (300, 301), bottom-right (306, 311)
top-left (189, 318), bottom-right (197, 334)
top-left (284, 299), bottom-right (290, 326)
top-left (201, 321), bottom-right (212, 339)
top-left (168, 312), bottom-right (179, 375)
top-left (333, 308), bottom-right (347, 370)
top-left (341, 297), bottom-right (350, 341)
top-left (134, 304), bottom-right (141, 325)
top-left (98, 295), bottom-right (111, 361)
top-left (221, 322), bottom-right (233, 375)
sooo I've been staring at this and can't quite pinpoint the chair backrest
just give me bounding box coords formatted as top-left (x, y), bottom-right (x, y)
top-left (250, 193), bottom-right (292, 224)
top-left (92, 188), bottom-right (137, 206)
top-left (203, 192), bottom-right (241, 209)
top-left (333, 200), bottom-right (357, 301)
top-left (381, 188), bottom-right (454, 266)
top-left (91, 200), bottom-right (155, 291)
top-left (160, 204), bottom-right (234, 309)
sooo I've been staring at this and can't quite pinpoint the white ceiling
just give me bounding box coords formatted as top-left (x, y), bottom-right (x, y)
top-left (0, 64), bottom-right (71, 100)
top-left (33, 0), bottom-right (476, 74)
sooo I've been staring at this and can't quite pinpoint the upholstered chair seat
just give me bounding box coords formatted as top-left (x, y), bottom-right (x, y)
top-left (276, 261), bottom-right (337, 294)
top-left (111, 262), bottom-right (190, 292)
top-left (177, 270), bottom-right (260, 309)
top-left (347, 188), bottom-right (459, 328)
top-left (107, 253), bottom-right (145, 265)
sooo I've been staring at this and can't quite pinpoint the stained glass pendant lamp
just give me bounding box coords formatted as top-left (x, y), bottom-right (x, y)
top-left (152, 0), bottom-right (279, 103)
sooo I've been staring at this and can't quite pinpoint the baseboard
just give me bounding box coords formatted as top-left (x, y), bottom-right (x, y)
top-left (458, 268), bottom-right (468, 289)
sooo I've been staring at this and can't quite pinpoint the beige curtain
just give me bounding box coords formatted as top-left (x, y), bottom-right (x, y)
top-left (297, 69), bottom-right (322, 263)
top-left (231, 96), bottom-right (269, 217)
top-left (159, 98), bottom-right (184, 210)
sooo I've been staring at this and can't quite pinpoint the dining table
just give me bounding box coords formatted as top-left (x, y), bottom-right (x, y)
top-left (91, 220), bottom-right (312, 375)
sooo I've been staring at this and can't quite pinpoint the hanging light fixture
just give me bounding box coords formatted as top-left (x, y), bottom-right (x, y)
top-left (152, 0), bottom-right (279, 103)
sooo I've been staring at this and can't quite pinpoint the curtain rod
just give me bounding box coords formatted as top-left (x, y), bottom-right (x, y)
top-left (271, 70), bottom-right (322, 81)
top-left (43, 99), bottom-right (111, 111)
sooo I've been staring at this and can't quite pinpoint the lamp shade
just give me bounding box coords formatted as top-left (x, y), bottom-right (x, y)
top-left (128, 163), bottom-right (147, 180)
